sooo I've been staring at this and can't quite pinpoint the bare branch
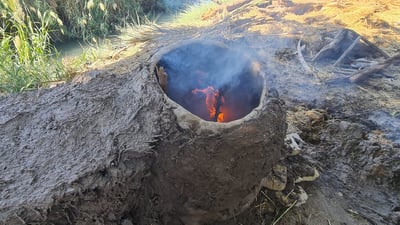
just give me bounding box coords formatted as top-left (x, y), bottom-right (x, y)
top-left (297, 39), bottom-right (313, 75)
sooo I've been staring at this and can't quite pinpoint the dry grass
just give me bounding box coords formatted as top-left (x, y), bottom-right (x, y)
top-left (196, 0), bottom-right (399, 54)
top-left (283, 0), bottom-right (400, 53)
top-left (170, 1), bottom-right (222, 27)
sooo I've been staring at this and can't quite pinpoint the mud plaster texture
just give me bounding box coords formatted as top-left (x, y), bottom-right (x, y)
top-left (0, 36), bottom-right (286, 225)
top-left (0, 47), bottom-right (162, 225)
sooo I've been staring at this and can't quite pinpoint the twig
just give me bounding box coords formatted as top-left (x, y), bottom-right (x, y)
top-left (350, 59), bottom-right (379, 70)
top-left (333, 36), bottom-right (360, 67)
top-left (261, 190), bottom-right (277, 209)
top-left (13, 213), bottom-right (26, 224)
top-left (272, 200), bottom-right (298, 225)
top-left (297, 39), bottom-right (313, 75)
top-left (111, 46), bottom-right (129, 59)
top-left (349, 54), bottom-right (400, 83)
top-left (333, 68), bottom-right (358, 75)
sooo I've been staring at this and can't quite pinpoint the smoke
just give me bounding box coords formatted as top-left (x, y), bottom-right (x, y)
top-left (159, 42), bottom-right (250, 89)
top-left (157, 41), bottom-right (263, 122)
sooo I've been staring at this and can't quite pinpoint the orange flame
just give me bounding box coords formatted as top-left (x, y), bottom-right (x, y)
top-left (192, 86), bottom-right (225, 122)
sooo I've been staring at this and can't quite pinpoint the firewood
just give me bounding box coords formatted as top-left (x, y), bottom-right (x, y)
top-left (202, 0), bottom-right (252, 20)
top-left (349, 54), bottom-right (400, 83)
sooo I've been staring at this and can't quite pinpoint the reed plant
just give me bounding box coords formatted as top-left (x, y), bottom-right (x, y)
top-left (0, 0), bottom-right (66, 93)
top-left (52, 0), bottom-right (164, 41)
top-left (0, 0), bottom-right (166, 93)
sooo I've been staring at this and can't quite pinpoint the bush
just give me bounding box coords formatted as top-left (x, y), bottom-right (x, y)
top-left (0, 0), bottom-right (166, 93)
top-left (51, 0), bottom-right (164, 41)
top-left (0, 0), bottom-right (66, 93)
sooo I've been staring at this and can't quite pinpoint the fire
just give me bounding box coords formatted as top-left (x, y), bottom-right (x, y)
top-left (192, 86), bottom-right (225, 122)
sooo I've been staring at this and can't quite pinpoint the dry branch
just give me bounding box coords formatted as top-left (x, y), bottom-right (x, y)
top-left (333, 36), bottom-right (360, 67)
top-left (226, 0), bottom-right (252, 11)
top-left (349, 54), bottom-right (400, 83)
top-left (312, 29), bottom-right (347, 62)
top-left (312, 29), bottom-right (388, 64)
top-left (297, 39), bottom-right (313, 75)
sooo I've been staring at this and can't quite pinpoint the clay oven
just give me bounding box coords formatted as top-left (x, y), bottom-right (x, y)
top-left (150, 41), bottom-right (287, 225)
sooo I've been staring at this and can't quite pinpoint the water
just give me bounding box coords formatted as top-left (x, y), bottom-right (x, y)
top-left (163, 0), bottom-right (204, 11)
top-left (55, 40), bottom-right (91, 58)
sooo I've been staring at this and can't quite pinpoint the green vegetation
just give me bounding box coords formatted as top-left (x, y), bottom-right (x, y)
top-left (0, 0), bottom-right (238, 94)
top-left (0, 0), bottom-right (165, 94)
top-left (51, 0), bottom-right (164, 41)
top-left (0, 0), bottom-right (66, 93)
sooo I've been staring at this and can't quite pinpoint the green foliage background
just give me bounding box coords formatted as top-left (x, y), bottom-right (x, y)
top-left (49, 0), bottom-right (164, 41)
top-left (0, 0), bottom-right (65, 93)
top-left (0, 0), bottom-right (164, 93)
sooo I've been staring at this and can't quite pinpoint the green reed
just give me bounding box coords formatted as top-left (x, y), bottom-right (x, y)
top-left (0, 0), bottom-right (66, 93)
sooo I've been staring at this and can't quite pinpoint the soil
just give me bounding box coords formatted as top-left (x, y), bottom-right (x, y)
top-left (1, 0), bottom-right (400, 225)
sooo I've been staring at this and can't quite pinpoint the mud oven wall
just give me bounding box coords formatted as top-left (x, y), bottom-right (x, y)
top-left (148, 41), bottom-right (287, 225)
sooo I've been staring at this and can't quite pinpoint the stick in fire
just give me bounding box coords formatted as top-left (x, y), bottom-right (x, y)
top-left (156, 66), bottom-right (168, 92)
top-left (192, 86), bottom-right (226, 122)
top-left (214, 86), bottom-right (227, 122)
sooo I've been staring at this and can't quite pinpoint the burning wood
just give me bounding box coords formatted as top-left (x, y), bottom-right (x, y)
top-left (192, 86), bottom-right (225, 122)
top-left (155, 41), bottom-right (263, 124)
top-left (214, 87), bottom-right (226, 122)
